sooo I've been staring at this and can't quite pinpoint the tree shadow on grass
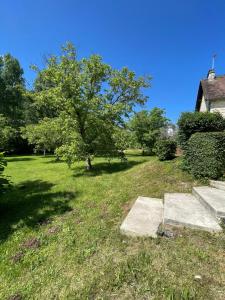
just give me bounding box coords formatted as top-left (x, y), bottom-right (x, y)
top-left (72, 159), bottom-right (148, 178)
top-left (6, 156), bottom-right (36, 162)
top-left (0, 180), bottom-right (76, 242)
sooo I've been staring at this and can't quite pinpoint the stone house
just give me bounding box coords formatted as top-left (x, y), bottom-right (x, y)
top-left (195, 69), bottom-right (225, 117)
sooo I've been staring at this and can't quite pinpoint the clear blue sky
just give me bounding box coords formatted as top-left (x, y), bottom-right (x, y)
top-left (1, 0), bottom-right (225, 123)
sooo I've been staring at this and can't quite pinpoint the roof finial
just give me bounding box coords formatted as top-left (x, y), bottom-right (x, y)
top-left (212, 53), bottom-right (217, 70)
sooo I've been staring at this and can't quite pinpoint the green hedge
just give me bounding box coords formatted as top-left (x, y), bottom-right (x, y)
top-left (177, 112), bottom-right (225, 148)
top-left (184, 132), bottom-right (225, 179)
top-left (155, 139), bottom-right (177, 161)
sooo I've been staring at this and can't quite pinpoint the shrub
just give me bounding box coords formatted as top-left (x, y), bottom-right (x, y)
top-left (184, 132), bottom-right (225, 179)
top-left (177, 112), bottom-right (225, 148)
top-left (155, 139), bottom-right (177, 161)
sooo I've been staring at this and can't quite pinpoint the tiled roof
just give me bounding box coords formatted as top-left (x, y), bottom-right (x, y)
top-left (201, 75), bottom-right (225, 100)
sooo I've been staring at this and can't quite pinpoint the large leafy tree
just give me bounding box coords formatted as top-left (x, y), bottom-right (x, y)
top-left (0, 54), bottom-right (31, 153)
top-left (27, 43), bottom-right (150, 169)
top-left (129, 108), bottom-right (169, 154)
top-left (0, 54), bottom-right (25, 126)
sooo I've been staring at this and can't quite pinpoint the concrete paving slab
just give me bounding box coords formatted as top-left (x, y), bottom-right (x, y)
top-left (193, 186), bottom-right (225, 218)
top-left (164, 193), bottom-right (222, 232)
top-left (120, 196), bottom-right (163, 238)
top-left (210, 180), bottom-right (225, 191)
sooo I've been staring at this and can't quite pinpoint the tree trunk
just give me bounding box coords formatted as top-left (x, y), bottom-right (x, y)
top-left (86, 157), bottom-right (92, 170)
top-left (43, 149), bottom-right (46, 156)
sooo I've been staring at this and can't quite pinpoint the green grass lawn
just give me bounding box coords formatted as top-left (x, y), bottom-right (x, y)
top-left (0, 152), bottom-right (225, 299)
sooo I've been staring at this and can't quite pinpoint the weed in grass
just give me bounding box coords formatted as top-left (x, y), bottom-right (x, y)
top-left (165, 287), bottom-right (196, 300)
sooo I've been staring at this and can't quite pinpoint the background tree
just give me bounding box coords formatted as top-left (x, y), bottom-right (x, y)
top-left (0, 54), bottom-right (31, 153)
top-left (25, 43), bottom-right (150, 169)
top-left (113, 127), bottom-right (137, 153)
top-left (0, 114), bottom-right (16, 151)
top-left (21, 117), bottom-right (65, 156)
top-left (129, 108), bottom-right (169, 154)
top-left (0, 54), bottom-right (25, 125)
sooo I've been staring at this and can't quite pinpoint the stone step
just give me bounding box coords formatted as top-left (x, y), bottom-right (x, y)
top-left (210, 180), bottom-right (225, 191)
top-left (120, 196), bottom-right (163, 238)
top-left (164, 193), bottom-right (222, 232)
top-left (193, 186), bottom-right (225, 218)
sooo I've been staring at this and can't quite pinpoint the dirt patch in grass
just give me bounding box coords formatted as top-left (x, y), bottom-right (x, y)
top-left (163, 224), bottom-right (185, 237)
top-left (47, 226), bottom-right (60, 235)
top-left (122, 201), bottom-right (132, 215)
top-left (11, 251), bottom-right (24, 263)
top-left (7, 294), bottom-right (22, 300)
top-left (21, 238), bottom-right (40, 249)
top-left (86, 201), bottom-right (97, 209)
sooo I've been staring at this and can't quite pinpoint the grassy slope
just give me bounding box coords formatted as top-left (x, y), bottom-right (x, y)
top-left (0, 153), bottom-right (224, 299)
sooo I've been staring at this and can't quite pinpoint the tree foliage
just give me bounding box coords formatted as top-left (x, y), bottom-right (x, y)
top-left (21, 117), bottom-right (65, 155)
top-left (0, 54), bottom-right (31, 153)
top-left (155, 139), bottom-right (177, 161)
top-left (113, 128), bottom-right (137, 152)
top-left (25, 43), bottom-right (150, 168)
top-left (184, 132), bottom-right (225, 179)
top-left (0, 54), bottom-right (25, 126)
top-left (177, 111), bottom-right (225, 148)
top-left (0, 114), bottom-right (16, 151)
top-left (129, 108), bottom-right (169, 154)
